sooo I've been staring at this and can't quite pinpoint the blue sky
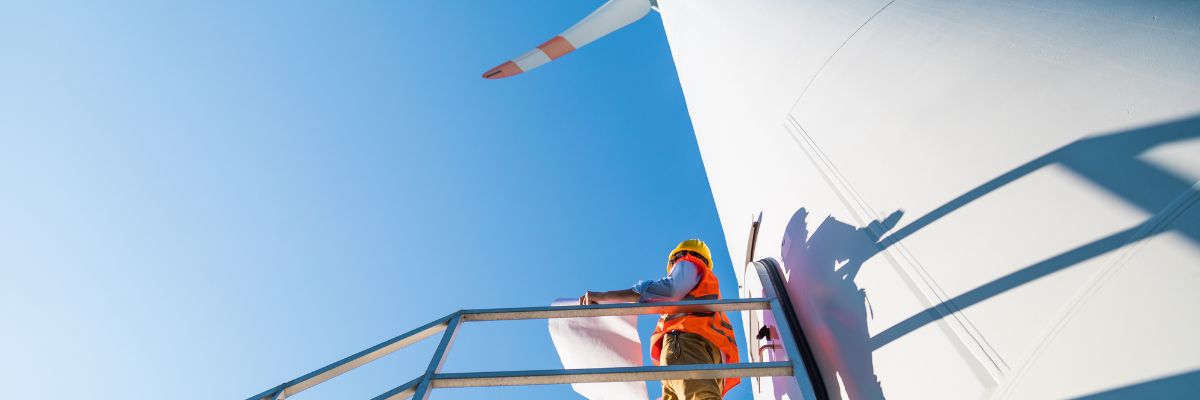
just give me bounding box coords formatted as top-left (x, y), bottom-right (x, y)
top-left (0, 1), bottom-right (751, 399)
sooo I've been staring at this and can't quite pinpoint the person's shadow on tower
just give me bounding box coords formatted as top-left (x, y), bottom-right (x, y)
top-left (780, 207), bottom-right (902, 400)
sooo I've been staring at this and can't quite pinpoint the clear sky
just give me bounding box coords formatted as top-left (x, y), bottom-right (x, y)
top-left (0, 1), bottom-right (753, 399)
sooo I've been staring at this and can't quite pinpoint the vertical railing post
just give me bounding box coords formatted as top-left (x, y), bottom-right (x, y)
top-left (412, 313), bottom-right (463, 400)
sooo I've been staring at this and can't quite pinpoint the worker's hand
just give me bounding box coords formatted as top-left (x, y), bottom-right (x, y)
top-left (578, 291), bottom-right (596, 305)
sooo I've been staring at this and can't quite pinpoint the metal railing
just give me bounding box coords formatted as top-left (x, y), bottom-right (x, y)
top-left (248, 259), bottom-right (826, 400)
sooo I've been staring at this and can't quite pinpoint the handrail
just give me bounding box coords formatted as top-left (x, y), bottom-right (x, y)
top-left (431, 362), bottom-right (793, 388)
top-left (247, 313), bottom-right (456, 400)
top-left (370, 363), bottom-right (793, 400)
top-left (370, 376), bottom-right (422, 400)
top-left (461, 298), bottom-right (771, 321)
top-left (248, 259), bottom-right (827, 400)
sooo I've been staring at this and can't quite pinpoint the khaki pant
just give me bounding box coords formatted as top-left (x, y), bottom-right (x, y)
top-left (660, 331), bottom-right (724, 400)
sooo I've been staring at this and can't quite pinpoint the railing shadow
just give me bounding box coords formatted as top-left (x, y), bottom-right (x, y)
top-left (877, 115), bottom-right (1200, 249)
top-left (871, 115), bottom-right (1200, 349)
top-left (1074, 369), bottom-right (1200, 399)
top-left (775, 115), bottom-right (1199, 399)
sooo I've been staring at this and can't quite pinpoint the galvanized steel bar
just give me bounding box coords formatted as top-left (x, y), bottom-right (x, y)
top-left (369, 376), bottom-right (422, 400)
top-left (247, 289), bottom-right (797, 398)
top-left (412, 313), bottom-right (463, 400)
top-left (247, 313), bottom-right (456, 400)
top-left (432, 362), bottom-right (794, 388)
top-left (461, 298), bottom-right (771, 321)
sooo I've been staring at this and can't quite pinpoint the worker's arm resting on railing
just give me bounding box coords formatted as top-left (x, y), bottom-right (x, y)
top-left (579, 260), bottom-right (701, 305)
top-left (579, 288), bottom-right (640, 304)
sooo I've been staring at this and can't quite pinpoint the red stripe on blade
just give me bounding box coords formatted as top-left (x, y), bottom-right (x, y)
top-left (536, 36), bottom-right (576, 60)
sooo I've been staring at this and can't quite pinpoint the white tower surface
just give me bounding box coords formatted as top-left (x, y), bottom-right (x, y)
top-left (656, 0), bottom-right (1200, 399)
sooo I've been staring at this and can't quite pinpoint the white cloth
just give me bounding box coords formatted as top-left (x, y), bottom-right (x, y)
top-left (549, 298), bottom-right (650, 400)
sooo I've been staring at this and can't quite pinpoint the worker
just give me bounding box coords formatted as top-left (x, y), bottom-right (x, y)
top-left (579, 239), bottom-right (741, 400)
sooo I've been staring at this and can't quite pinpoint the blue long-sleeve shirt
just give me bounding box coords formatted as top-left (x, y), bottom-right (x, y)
top-left (630, 260), bottom-right (701, 302)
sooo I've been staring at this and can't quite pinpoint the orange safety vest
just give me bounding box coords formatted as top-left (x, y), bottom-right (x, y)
top-left (650, 254), bottom-right (741, 395)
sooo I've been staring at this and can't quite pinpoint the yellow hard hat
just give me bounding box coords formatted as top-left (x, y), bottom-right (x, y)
top-left (667, 238), bottom-right (713, 272)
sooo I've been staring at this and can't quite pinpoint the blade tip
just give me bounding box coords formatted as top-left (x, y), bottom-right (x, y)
top-left (482, 61), bottom-right (523, 79)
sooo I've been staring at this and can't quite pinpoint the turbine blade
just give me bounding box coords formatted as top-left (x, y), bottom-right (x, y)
top-left (482, 0), bottom-right (652, 79)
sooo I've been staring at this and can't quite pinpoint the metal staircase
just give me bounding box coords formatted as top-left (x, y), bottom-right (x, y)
top-left (248, 259), bottom-right (827, 400)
